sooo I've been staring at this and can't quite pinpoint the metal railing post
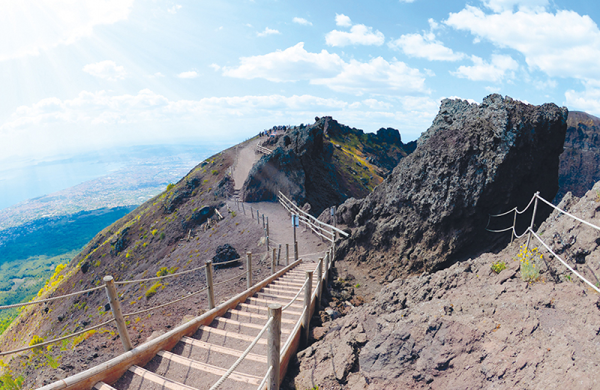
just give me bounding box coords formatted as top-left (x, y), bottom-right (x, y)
top-left (271, 248), bottom-right (277, 275)
top-left (268, 304), bottom-right (282, 390)
top-left (205, 260), bottom-right (215, 309)
top-left (316, 258), bottom-right (323, 313)
top-left (525, 191), bottom-right (540, 252)
top-left (302, 271), bottom-right (313, 347)
top-left (103, 275), bottom-right (132, 352)
top-left (511, 209), bottom-right (517, 243)
top-left (286, 244), bottom-right (289, 266)
top-left (246, 252), bottom-right (252, 289)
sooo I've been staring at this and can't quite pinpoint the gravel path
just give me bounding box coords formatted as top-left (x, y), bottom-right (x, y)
top-left (230, 141), bottom-right (330, 267)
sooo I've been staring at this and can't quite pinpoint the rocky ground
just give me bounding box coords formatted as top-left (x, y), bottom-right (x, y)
top-left (285, 184), bottom-right (600, 390)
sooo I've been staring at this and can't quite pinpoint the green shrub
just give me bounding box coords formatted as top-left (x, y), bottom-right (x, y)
top-left (159, 232), bottom-right (165, 240)
top-left (211, 170), bottom-right (218, 175)
top-left (166, 183), bottom-right (175, 191)
top-left (145, 282), bottom-right (162, 299)
top-left (514, 246), bottom-right (541, 282)
top-left (491, 260), bottom-right (507, 274)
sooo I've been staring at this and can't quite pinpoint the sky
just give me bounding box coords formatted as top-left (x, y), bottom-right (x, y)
top-left (2, 0), bottom-right (600, 166)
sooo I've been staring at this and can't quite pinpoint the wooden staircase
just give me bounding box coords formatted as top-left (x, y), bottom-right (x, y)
top-left (92, 262), bottom-right (317, 390)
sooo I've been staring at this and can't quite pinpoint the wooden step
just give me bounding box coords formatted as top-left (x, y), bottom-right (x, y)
top-left (157, 351), bottom-right (262, 385)
top-left (236, 302), bottom-right (303, 317)
top-left (179, 337), bottom-right (267, 363)
top-left (226, 309), bottom-right (296, 324)
top-left (246, 296), bottom-right (303, 309)
top-left (212, 317), bottom-right (292, 334)
top-left (196, 325), bottom-right (268, 344)
top-left (128, 365), bottom-right (196, 390)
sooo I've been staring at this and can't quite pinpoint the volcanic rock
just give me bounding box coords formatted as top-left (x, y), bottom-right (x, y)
top-left (212, 244), bottom-right (240, 268)
top-left (242, 117), bottom-right (414, 216)
top-left (556, 111), bottom-right (600, 202)
top-left (336, 94), bottom-right (568, 279)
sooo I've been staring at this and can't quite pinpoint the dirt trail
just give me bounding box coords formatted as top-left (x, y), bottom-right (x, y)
top-left (229, 140), bottom-right (329, 265)
top-left (232, 140), bottom-right (261, 190)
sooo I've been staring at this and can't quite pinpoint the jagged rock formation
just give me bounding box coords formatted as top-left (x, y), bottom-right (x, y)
top-left (242, 117), bottom-right (414, 216)
top-left (556, 111), bottom-right (600, 202)
top-left (336, 94), bottom-right (568, 280)
top-left (290, 181), bottom-right (600, 390)
top-left (291, 242), bottom-right (600, 390)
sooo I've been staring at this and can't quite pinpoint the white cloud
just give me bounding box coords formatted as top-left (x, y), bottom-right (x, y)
top-left (0, 0), bottom-right (134, 61)
top-left (452, 54), bottom-right (519, 82)
top-left (293, 17), bottom-right (312, 26)
top-left (399, 0), bottom-right (416, 2)
top-left (312, 57), bottom-right (428, 95)
top-left (483, 0), bottom-right (548, 12)
top-left (389, 32), bottom-right (464, 61)
top-left (222, 42), bottom-right (345, 82)
top-left (83, 60), bottom-right (127, 81)
top-left (445, 6), bottom-right (600, 81)
top-left (178, 71), bottom-right (199, 79)
top-left (565, 82), bottom-right (600, 115)
top-left (167, 5), bottom-right (182, 14)
top-left (0, 89), bottom-right (437, 161)
top-left (326, 24), bottom-right (385, 47)
top-left (209, 64), bottom-right (221, 71)
top-left (257, 27), bottom-right (280, 37)
top-left (335, 14), bottom-right (352, 27)
top-left (222, 43), bottom-right (428, 96)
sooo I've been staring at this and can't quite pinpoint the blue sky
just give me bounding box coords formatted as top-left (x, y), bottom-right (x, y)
top-left (1, 0), bottom-right (600, 165)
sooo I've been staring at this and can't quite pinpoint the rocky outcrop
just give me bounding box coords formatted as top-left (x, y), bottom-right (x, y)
top-left (556, 111), bottom-right (600, 202)
top-left (242, 117), bottom-right (415, 216)
top-left (291, 242), bottom-right (600, 390)
top-left (336, 94), bottom-right (568, 280)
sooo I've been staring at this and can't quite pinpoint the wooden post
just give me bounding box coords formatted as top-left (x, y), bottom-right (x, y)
top-left (316, 258), bottom-right (323, 313)
top-left (242, 202), bottom-right (245, 215)
top-left (272, 248), bottom-right (277, 274)
top-left (103, 275), bottom-right (132, 352)
top-left (251, 206), bottom-right (253, 219)
top-left (324, 252), bottom-right (329, 289)
top-left (266, 216), bottom-right (269, 237)
top-left (262, 214), bottom-right (265, 229)
top-left (246, 252), bottom-right (252, 289)
top-left (302, 271), bottom-right (313, 347)
top-left (257, 210), bottom-right (260, 224)
top-left (268, 304), bottom-right (282, 390)
top-left (286, 244), bottom-right (289, 266)
top-left (294, 242), bottom-right (299, 261)
top-left (266, 232), bottom-right (270, 253)
top-left (277, 244), bottom-right (281, 266)
top-left (205, 261), bottom-right (215, 310)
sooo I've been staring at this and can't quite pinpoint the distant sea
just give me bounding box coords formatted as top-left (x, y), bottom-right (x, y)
top-left (0, 143), bottom-right (217, 210)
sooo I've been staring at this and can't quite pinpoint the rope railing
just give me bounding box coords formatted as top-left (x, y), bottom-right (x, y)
top-left (488, 191), bottom-right (600, 295)
top-left (282, 278), bottom-right (308, 311)
top-left (213, 271), bottom-right (247, 287)
top-left (0, 318), bottom-right (116, 356)
top-left (530, 230), bottom-right (600, 294)
top-left (256, 366), bottom-right (272, 390)
top-left (115, 264), bottom-right (207, 285)
top-left (123, 286), bottom-right (209, 318)
top-left (0, 284), bottom-right (106, 310)
top-left (278, 191), bottom-right (349, 237)
top-left (209, 317), bottom-right (273, 390)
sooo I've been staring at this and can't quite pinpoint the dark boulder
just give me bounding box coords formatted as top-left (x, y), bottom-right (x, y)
top-left (214, 175), bottom-right (234, 199)
top-left (212, 244), bottom-right (240, 269)
top-left (111, 226), bottom-right (130, 254)
top-left (336, 94), bottom-right (568, 279)
top-left (163, 178), bottom-right (201, 213)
